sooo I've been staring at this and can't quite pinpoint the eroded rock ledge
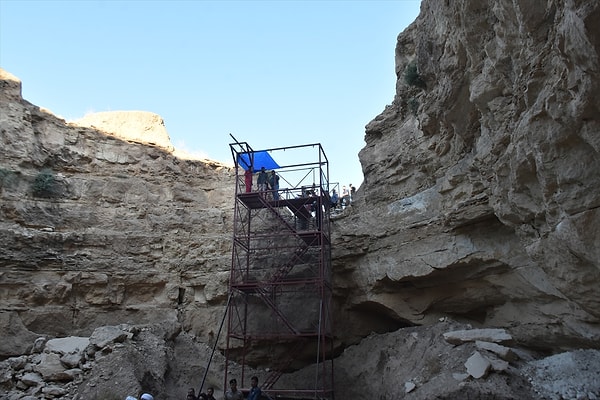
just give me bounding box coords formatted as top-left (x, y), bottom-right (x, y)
top-left (333, 0), bottom-right (600, 351)
top-left (0, 68), bottom-right (235, 353)
top-left (1, 0), bottom-right (600, 398)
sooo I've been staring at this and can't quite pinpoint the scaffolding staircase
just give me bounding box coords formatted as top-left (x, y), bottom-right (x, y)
top-left (225, 140), bottom-right (334, 400)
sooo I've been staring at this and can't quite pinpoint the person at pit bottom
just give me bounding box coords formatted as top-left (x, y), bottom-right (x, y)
top-left (224, 378), bottom-right (243, 400)
top-left (248, 376), bottom-right (261, 400)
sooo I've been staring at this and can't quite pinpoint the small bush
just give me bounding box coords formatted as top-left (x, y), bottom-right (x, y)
top-left (407, 97), bottom-right (419, 115)
top-left (0, 168), bottom-right (17, 188)
top-left (404, 61), bottom-right (426, 89)
top-left (32, 168), bottom-right (56, 197)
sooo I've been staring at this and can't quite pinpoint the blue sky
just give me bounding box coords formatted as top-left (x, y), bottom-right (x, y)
top-left (1, 0), bottom-right (421, 189)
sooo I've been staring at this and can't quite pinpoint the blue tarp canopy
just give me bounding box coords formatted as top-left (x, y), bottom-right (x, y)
top-left (237, 151), bottom-right (280, 172)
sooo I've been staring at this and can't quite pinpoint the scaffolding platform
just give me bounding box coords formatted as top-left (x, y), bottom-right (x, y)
top-left (225, 139), bottom-right (334, 399)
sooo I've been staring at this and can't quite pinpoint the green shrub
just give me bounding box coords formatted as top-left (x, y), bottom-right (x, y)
top-left (407, 97), bottom-right (419, 115)
top-left (32, 168), bottom-right (56, 197)
top-left (0, 168), bottom-right (17, 188)
top-left (404, 61), bottom-right (426, 89)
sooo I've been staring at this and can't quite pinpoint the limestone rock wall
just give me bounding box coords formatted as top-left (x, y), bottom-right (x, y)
top-left (1, 0), bottom-right (600, 397)
top-left (0, 69), bottom-right (235, 356)
top-left (334, 0), bottom-right (600, 350)
top-left (73, 111), bottom-right (175, 152)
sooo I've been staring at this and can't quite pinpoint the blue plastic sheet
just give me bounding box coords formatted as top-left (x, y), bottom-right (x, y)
top-left (237, 151), bottom-right (280, 172)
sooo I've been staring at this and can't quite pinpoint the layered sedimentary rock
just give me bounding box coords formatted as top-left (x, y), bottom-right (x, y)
top-left (73, 111), bottom-right (174, 152)
top-left (0, 69), bottom-right (235, 357)
top-left (1, 0), bottom-right (600, 398)
top-left (334, 0), bottom-right (600, 351)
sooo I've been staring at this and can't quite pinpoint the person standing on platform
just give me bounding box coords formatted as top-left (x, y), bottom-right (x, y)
top-left (269, 170), bottom-right (280, 200)
top-left (341, 185), bottom-right (350, 208)
top-left (244, 167), bottom-right (253, 193)
top-left (330, 189), bottom-right (339, 209)
top-left (257, 167), bottom-right (268, 198)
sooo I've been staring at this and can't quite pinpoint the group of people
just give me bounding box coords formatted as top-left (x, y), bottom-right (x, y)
top-left (330, 183), bottom-right (355, 210)
top-left (245, 166), bottom-right (280, 200)
top-left (244, 165), bottom-right (357, 211)
top-left (224, 377), bottom-right (261, 400)
top-left (186, 386), bottom-right (216, 400)
top-left (184, 376), bottom-right (261, 400)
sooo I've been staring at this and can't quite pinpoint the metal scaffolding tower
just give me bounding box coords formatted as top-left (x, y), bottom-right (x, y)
top-left (225, 139), bottom-right (334, 399)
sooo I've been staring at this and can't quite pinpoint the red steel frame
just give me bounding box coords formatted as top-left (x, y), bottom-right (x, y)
top-left (225, 141), bottom-right (334, 399)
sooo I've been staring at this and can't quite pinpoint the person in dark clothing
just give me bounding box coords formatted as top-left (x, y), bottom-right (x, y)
top-left (198, 386), bottom-right (215, 400)
top-left (186, 388), bottom-right (198, 400)
top-left (248, 376), bottom-right (261, 400)
top-left (204, 388), bottom-right (216, 400)
top-left (257, 167), bottom-right (268, 198)
top-left (330, 189), bottom-right (339, 209)
top-left (225, 379), bottom-right (243, 400)
top-left (269, 170), bottom-right (280, 200)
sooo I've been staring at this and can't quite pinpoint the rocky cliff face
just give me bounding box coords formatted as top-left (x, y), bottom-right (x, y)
top-left (335, 0), bottom-right (600, 351)
top-left (0, 69), bottom-right (235, 356)
top-left (1, 0), bottom-right (600, 398)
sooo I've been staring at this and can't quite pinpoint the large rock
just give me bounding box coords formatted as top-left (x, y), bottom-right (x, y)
top-left (443, 328), bottom-right (513, 345)
top-left (73, 111), bottom-right (174, 152)
top-left (45, 336), bottom-right (90, 355)
top-left (282, 321), bottom-right (538, 400)
top-left (34, 353), bottom-right (70, 381)
top-left (334, 0), bottom-right (600, 350)
top-left (475, 340), bottom-right (518, 362)
top-left (465, 351), bottom-right (491, 379)
top-left (1, 0), bottom-right (600, 398)
top-left (0, 312), bottom-right (41, 357)
top-left (0, 68), bottom-right (235, 353)
top-left (524, 350), bottom-right (600, 400)
top-left (89, 326), bottom-right (129, 349)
